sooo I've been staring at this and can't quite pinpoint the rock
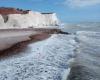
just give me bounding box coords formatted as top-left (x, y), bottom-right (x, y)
top-left (0, 7), bottom-right (59, 29)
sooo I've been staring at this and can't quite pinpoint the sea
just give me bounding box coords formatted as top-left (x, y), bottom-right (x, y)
top-left (0, 22), bottom-right (100, 80)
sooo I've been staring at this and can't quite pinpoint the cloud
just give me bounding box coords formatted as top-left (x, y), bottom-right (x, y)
top-left (65, 0), bottom-right (100, 8)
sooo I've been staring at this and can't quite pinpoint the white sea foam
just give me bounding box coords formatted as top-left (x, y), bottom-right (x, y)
top-left (0, 34), bottom-right (76, 80)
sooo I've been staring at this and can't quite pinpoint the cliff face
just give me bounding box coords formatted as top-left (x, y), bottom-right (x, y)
top-left (0, 7), bottom-right (59, 28)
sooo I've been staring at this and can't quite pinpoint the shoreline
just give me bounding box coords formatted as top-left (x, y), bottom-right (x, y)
top-left (0, 28), bottom-right (68, 51)
top-left (0, 28), bottom-right (57, 51)
top-left (0, 32), bottom-right (51, 60)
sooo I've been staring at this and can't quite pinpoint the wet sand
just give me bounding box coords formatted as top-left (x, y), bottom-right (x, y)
top-left (0, 28), bottom-right (69, 59)
top-left (0, 32), bottom-right (51, 59)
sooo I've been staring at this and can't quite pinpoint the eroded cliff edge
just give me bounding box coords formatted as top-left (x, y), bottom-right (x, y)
top-left (0, 7), bottom-right (62, 51)
top-left (0, 7), bottom-right (59, 28)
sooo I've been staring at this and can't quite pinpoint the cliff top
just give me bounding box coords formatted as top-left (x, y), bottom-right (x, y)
top-left (0, 7), bottom-right (30, 15)
top-left (0, 7), bottom-right (55, 15)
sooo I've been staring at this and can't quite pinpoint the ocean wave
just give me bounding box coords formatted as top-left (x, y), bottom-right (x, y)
top-left (67, 31), bottom-right (100, 80)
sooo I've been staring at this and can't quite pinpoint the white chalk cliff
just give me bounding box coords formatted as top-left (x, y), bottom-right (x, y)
top-left (0, 11), bottom-right (59, 29)
top-left (0, 8), bottom-right (60, 50)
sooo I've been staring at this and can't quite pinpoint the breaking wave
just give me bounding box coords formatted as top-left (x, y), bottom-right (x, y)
top-left (0, 34), bottom-right (76, 80)
top-left (66, 26), bottom-right (100, 80)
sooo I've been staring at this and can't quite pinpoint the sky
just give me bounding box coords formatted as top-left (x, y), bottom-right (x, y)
top-left (0, 0), bottom-right (100, 23)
